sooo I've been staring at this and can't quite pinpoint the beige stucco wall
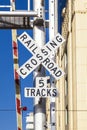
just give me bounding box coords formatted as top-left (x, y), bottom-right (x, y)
top-left (72, 0), bottom-right (87, 130)
top-left (54, 0), bottom-right (87, 130)
top-left (75, 12), bottom-right (87, 130)
top-left (59, 0), bottom-right (87, 130)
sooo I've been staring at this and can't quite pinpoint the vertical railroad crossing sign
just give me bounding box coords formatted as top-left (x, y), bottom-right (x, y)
top-left (17, 32), bottom-right (65, 80)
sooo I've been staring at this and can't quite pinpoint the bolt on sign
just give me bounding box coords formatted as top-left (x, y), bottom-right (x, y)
top-left (17, 32), bottom-right (65, 80)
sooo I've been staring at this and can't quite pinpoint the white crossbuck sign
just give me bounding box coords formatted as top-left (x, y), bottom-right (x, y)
top-left (17, 32), bottom-right (65, 80)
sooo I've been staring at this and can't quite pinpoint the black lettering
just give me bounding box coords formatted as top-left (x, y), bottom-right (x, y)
top-left (32, 47), bottom-right (38, 54)
top-left (39, 79), bottom-right (44, 87)
top-left (31, 89), bottom-right (35, 96)
top-left (26, 88), bottom-right (30, 96)
top-left (41, 89), bottom-right (46, 96)
top-left (31, 59), bottom-right (37, 65)
top-left (20, 68), bottom-right (27, 75)
top-left (49, 41), bottom-right (57, 48)
top-left (48, 63), bottom-right (54, 69)
top-left (51, 67), bottom-right (57, 74)
top-left (45, 45), bottom-right (52, 51)
top-left (36, 89), bottom-right (41, 96)
top-left (20, 34), bottom-right (27, 41)
top-left (29, 44), bottom-right (35, 49)
top-left (56, 35), bottom-right (62, 42)
top-left (55, 70), bottom-right (62, 77)
top-left (25, 63), bottom-right (32, 70)
top-left (24, 40), bottom-right (32, 47)
top-left (52, 89), bottom-right (57, 97)
top-left (43, 58), bottom-right (50, 65)
top-left (41, 49), bottom-right (48, 56)
top-left (36, 53), bottom-right (43, 60)
top-left (47, 89), bottom-right (51, 96)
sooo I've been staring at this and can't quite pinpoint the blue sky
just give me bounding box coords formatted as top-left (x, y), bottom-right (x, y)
top-left (0, 1), bottom-right (34, 130)
top-left (0, 0), bottom-right (66, 130)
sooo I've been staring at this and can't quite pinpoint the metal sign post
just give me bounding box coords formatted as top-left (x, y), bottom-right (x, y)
top-left (49, 0), bottom-right (58, 130)
top-left (10, 1), bottom-right (22, 130)
top-left (33, 0), bottom-right (46, 130)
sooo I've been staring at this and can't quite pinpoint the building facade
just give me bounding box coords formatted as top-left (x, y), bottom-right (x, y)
top-left (56, 0), bottom-right (87, 130)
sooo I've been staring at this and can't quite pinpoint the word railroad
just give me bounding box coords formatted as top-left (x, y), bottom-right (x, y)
top-left (17, 32), bottom-right (65, 80)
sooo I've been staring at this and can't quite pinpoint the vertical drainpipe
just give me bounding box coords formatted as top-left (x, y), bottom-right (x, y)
top-left (33, 0), bottom-right (46, 130)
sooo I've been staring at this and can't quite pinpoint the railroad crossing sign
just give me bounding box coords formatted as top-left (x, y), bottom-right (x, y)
top-left (17, 32), bottom-right (65, 80)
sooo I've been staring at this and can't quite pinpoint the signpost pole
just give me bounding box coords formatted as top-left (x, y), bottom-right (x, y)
top-left (49, 0), bottom-right (58, 130)
top-left (33, 0), bottom-right (46, 130)
top-left (10, 0), bottom-right (22, 130)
